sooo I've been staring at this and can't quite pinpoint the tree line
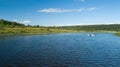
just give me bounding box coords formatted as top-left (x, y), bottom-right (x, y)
top-left (56, 24), bottom-right (120, 32)
top-left (0, 19), bottom-right (25, 28)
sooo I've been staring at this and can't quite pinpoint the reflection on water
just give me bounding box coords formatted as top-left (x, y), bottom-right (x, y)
top-left (0, 33), bottom-right (120, 67)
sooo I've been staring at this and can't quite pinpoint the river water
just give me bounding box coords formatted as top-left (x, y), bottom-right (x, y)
top-left (0, 33), bottom-right (120, 67)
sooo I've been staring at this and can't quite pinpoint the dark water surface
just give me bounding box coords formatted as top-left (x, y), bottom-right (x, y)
top-left (0, 33), bottom-right (120, 67)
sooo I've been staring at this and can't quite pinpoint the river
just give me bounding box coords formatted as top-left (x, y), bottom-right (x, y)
top-left (0, 33), bottom-right (120, 67)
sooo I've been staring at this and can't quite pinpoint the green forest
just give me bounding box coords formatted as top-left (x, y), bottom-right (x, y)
top-left (0, 19), bottom-right (120, 36)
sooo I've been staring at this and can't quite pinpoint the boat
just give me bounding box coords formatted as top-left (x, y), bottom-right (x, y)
top-left (87, 34), bottom-right (95, 37)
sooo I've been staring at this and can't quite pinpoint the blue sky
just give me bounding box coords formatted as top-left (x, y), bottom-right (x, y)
top-left (0, 0), bottom-right (120, 26)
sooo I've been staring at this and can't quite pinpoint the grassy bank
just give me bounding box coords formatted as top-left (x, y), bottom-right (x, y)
top-left (0, 19), bottom-right (120, 36)
top-left (0, 27), bottom-right (77, 35)
top-left (1, 27), bottom-right (120, 37)
top-left (115, 33), bottom-right (120, 36)
top-left (0, 27), bottom-right (117, 35)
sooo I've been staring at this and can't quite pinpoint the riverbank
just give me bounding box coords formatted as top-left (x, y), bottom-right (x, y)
top-left (115, 33), bottom-right (120, 36)
top-left (0, 27), bottom-right (78, 35)
top-left (1, 19), bottom-right (120, 36)
top-left (1, 27), bottom-right (120, 37)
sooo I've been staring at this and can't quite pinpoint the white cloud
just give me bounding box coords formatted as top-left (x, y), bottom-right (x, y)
top-left (79, 0), bottom-right (85, 2)
top-left (22, 20), bottom-right (31, 24)
top-left (86, 7), bottom-right (97, 11)
top-left (13, 20), bottom-right (31, 25)
top-left (74, 0), bottom-right (85, 2)
top-left (38, 8), bottom-right (70, 13)
top-left (38, 7), bottom-right (96, 13)
top-left (13, 20), bottom-right (20, 22)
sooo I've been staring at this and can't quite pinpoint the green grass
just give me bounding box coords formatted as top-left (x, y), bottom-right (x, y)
top-left (0, 27), bottom-right (77, 35)
top-left (115, 32), bottom-right (120, 36)
top-left (0, 27), bottom-right (120, 37)
top-left (1, 19), bottom-right (120, 36)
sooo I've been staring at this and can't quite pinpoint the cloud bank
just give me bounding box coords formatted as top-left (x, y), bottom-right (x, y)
top-left (38, 7), bottom-right (96, 13)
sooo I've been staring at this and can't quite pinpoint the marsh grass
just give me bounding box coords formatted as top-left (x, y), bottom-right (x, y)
top-left (0, 27), bottom-right (77, 35)
top-left (115, 33), bottom-right (120, 36)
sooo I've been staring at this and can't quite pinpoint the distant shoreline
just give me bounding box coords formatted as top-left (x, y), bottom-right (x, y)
top-left (0, 19), bottom-right (120, 37)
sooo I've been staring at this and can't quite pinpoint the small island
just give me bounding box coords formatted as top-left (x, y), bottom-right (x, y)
top-left (0, 19), bottom-right (120, 36)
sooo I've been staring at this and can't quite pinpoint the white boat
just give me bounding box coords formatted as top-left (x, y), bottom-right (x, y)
top-left (87, 34), bottom-right (95, 37)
